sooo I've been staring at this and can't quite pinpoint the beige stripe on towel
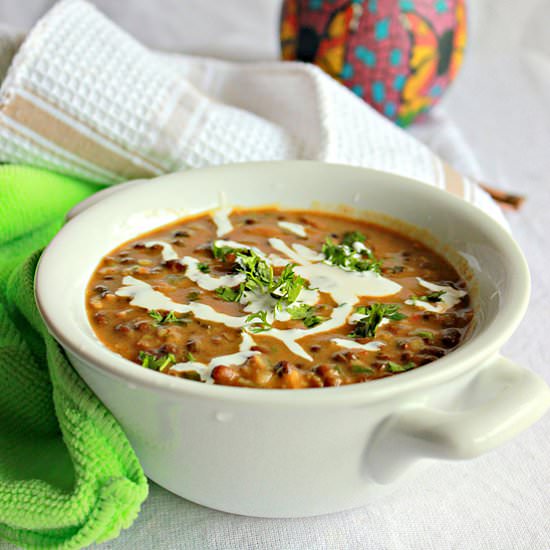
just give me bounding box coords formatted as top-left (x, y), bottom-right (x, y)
top-left (441, 161), bottom-right (465, 199)
top-left (2, 92), bottom-right (158, 180)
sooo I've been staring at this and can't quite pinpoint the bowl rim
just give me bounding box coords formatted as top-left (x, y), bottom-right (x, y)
top-left (35, 161), bottom-right (531, 405)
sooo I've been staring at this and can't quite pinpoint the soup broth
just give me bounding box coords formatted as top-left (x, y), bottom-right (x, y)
top-left (86, 209), bottom-right (473, 389)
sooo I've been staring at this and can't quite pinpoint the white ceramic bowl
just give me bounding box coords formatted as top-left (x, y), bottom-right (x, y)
top-left (36, 162), bottom-right (550, 517)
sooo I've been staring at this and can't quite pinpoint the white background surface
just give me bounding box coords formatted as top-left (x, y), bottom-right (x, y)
top-left (0, 1), bottom-right (549, 548)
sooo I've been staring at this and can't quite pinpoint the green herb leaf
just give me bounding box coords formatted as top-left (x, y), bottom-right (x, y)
top-left (412, 290), bottom-right (446, 303)
top-left (138, 351), bottom-right (176, 372)
top-left (187, 290), bottom-right (201, 301)
top-left (186, 352), bottom-right (196, 362)
top-left (246, 311), bottom-right (272, 333)
top-left (148, 310), bottom-right (189, 325)
top-left (351, 364), bottom-right (375, 374)
top-left (350, 303), bottom-right (407, 338)
top-left (287, 303), bottom-right (326, 328)
top-left (272, 263), bottom-right (305, 306)
top-left (341, 231), bottom-right (366, 247)
top-left (148, 310), bottom-right (164, 324)
top-left (212, 244), bottom-right (305, 310)
top-left (413, 330), bottom-right (434, 340)
top-left (163, 311), bottom-right (181, 324)
top-left (215, 284), bottom-right (244, 302)
top-left (211, 242), bottom-right (238, 261)
top-left (386, 361), bottom-right (416, 373)
top-left (322, 236), bottom-right (381, 274)
top-left (303, 315), bottom-right (324, 328)
top-left (197, 262), bottom-right (210, 273)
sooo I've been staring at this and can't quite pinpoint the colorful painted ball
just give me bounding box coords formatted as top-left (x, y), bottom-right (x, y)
top-left (280, 0), bottom-right (467, 126)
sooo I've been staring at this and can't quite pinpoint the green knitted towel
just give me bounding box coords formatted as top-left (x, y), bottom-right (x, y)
top-left (0, 165), bottom-right (148, 549)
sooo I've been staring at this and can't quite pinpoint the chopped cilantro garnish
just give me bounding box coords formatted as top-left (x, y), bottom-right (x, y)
top-left (350, 303), bottom-right (407, 338)
top-left (341, 231), bottom-right (366, 247)
top-left (215, 285), bottom-right (244, 302)
top-left (187, 290), bottom-right (201, 301)
top-left (246, 311), bottom-right (272, 333)
top-left (148, 310), bottom-right (164, 324)
top-left (273, 263), bottom-right (306, 306)
top-left (322, 236), bottom-right (381, 274)
top-left (386, 361), bottom-right (415, 373)
top-left (413, 330), bottom-right (434, 340)
top-left (351, 364), bottom-right (375, 374)
top-left (138, 351), bottom-right (176, 372)
top-left (411, 290), bottom-right (446, 303)
top-left (212, 245), bottom-right (305, 310)
top-left (287, 303), bottom-right (326, 328)
top-left (211, 242), bottom-right (238, 261)
top-left (197, 262), bottom-right (210, 273)
top-left (148, 310), bottom-right (188, 325)
top-left (236, 250), bottom-right (274, 293)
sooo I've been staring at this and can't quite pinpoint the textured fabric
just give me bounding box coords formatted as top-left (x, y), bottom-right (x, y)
top-left (0, 0), bottom-right (506, 228)
top-left (0, 1), bottom-right (548, 549)
top-left (0, 165), bottom-right (148, 549)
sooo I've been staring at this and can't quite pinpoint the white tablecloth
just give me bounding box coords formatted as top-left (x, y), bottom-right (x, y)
top-left (1, 0), bottom-right (549, 548)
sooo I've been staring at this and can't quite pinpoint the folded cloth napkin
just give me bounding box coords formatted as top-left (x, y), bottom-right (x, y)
top-left (0, 165), bottom-right (148, 549)
top-left (0, 0), bottom-right (506, 225)
top-left (0, 1), bottom-right (510, 548)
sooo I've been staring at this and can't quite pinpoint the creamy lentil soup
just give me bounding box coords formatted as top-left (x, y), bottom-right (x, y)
top-left (86, 208), bottom-right (473, 389)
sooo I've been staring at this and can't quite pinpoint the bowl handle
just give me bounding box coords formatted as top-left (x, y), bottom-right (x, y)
top-left (365, 356), bottom-right (550, 484)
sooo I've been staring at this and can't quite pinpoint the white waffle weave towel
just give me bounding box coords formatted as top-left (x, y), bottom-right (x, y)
top-left (0, 0), bottom-right (505, 225)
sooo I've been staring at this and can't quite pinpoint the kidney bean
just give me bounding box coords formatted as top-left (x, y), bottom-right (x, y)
top-left (134, 320), bottom-right (150, 332)
top-left (315, 365), bottom-right (342, 387)
top-left (422, 346), bottom-right (446, 358)
top-left (93, 312), bottom-right (109, 325)
top-left (250, 345), bottom-right (269, 353)
top-left (211, 365), bottom-right (240, 385)
top-left (186, 338), bottom-right (200, 352)
top-left (441, 328), bottom-right (461, 348)
top-left (114, 323), bottom-right (131, 334)
top-left (159, 343), bottom-right (178, 355)
top-left (164, 260), bottom-right (185, 272)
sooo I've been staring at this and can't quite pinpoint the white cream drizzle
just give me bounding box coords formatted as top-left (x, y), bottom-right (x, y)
top-left (268, 238), bottom-right (323, 265)
top-left (405, 277), bottom-right (467, 313)
top-left (352, 241), bottom-right (369, 254)
top-left (331, 338), bottom-right (384, 352)
top-left (179, 256), bottom-right (246, 291)
top-left (297, 263), bottom-right (401, 304)
top-left (211, 192), bottom-right (234, 237)
top-left (348, 313), bottom-right (390, 328)
top-left (116, 276), bottom-right (247, 328)
top-left (170, 332), bottom-right (259, 383)
top-left (117, 231), bottom-right (403, 364)
top-left (142, 241), bottom-right (179, 262)
top-left (268, 303), bottom-right (354, 361)
top-left (214, 239), bottom-right (268, 259)
top-left (277, 221), bottom-right (307, 238)
top-left (268, 238), bottom-right (401, 303)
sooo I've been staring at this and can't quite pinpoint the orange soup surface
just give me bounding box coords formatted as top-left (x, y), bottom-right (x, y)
top-left (86, 209), bottom-right (473, 389)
